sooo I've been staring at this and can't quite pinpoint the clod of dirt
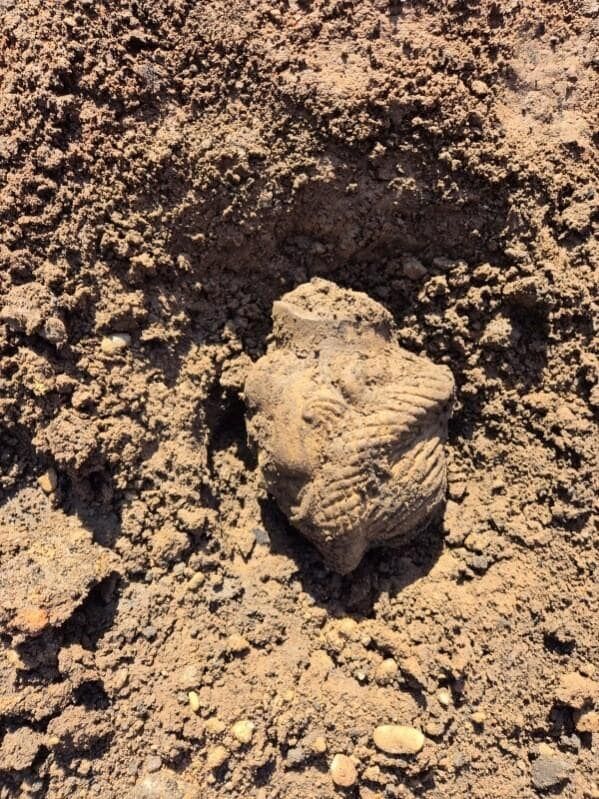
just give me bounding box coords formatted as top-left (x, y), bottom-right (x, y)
top-left (0, 499), bottom-right (117, 636)
top-left (0, 281), bottom-right (67, 346)
top-left (245, 278), bottom-right (455, 574)
top-left (0, 728), bottom-right (45, 772)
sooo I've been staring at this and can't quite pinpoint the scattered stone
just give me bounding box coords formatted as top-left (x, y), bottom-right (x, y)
top-left (338, 617), bottom-right (359, 640)
top-left (226, 633), bottom-right (250, 655)
top-left (188, 691), bottom-right (200, 713)
top-left (231, 719), bottom-right (254, 744)
top-left (101, 332), bottom-right (131, 355)
top-left (401, 255), bottom-right (428, 280)
top-left (330, 753), bottom-right (357, 787)
top-left (375, 658), bottom-right (398, 685)
top-left (144, 756), bottom-right (162, 774)
top-left (373, 725), bottom-right (425, 755)
top-left (307, 734), bottom-right (327, 755)
top-left (132, 771), bottom-right (199, 799)
top-left (471, 711), bottom-right (487, 726)
top-left (437, 688), bottom-right (451, 707)
top-left (531, 749), bottom-right (570, 791)
top-left (37, 467), bottom-right (58, 494)
top-left (206, 717), bottom-right (226, 735)
top-left (206, 744), bottom-right (228, 770)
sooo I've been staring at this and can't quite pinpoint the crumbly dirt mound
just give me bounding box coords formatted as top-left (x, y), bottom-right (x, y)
top-left (0, 1), bottom-right (597, 798)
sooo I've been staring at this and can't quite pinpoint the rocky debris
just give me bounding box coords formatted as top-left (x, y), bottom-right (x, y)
top-left (0, 503), bottom-right (117, 637)
top-left (372, 725), bottom-right (425, 755)
top-left (101, 332), bottom-right (132, 355)
top-left (531, 745), bottom-right (570, 791)
top-left (330, 753), bottom-right (358, 788)
top-left (0, 728), bottom-right (45, 771)
top-left (132, 772), bottom-right (200, 799)
top-left (37, 467), bottom-right (58, 494)
top-left (231, 719), bottom-right (254, 744)
top-left (374, 658), bottom-right (398, 685)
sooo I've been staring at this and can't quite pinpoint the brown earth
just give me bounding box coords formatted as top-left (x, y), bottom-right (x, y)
top-left (0, 1), bottom-right (597, 798)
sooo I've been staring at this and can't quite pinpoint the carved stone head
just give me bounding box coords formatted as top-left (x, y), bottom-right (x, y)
top-left (245, 278), bottom-right (455, 574)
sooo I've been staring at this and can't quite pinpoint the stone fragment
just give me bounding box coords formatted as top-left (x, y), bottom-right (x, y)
top-left (401, 256), bottom-right (428, 280)
top-left (531, 751), bottom-right (570, 791)
top-left (373, 725), bottom-right (425, 755)
top-left (231, 719), bottom-right (254, 744)
top-left (206, 744), bottom-right (228, 770)
top-left (188, 691), bottom-right (200, 713)
top-left (375, 658), bottom-right (398, 685)
top-left (330, 753), bottom-right (357, 787)
top-left (37, 467), bottom-right (58, 494)
top-left (101, 333), bottom-right (131, 354)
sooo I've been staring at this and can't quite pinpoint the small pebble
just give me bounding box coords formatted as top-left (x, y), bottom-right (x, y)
top-left (309, 735), bottom-right (327, 754)
top-left (437, 688), bottom-right (452, 707)
top-left (231, 719), bottom-right (254, 744)
top-left (188, 691), bottom-right (200, 713)
top-left (330, 753), bottom-right (357, 788)
top-left (471, 711), bottom-right (487, 726)
top-left (401, 255), bottom-right (427, 280)
top-left (337, 617), bottom-right (359, 640)
top-left (101, 333), bottom-right (131, 355)
top-left (206, 717), bottom-right (226, 735)
top-left (206, 745), bottom-right (228, 770)
top-left (144, 756), bottom-right (162, 773)
top-left (373, 725), bottom-right (425, 755)
top-left (375, 658), bottom-right (398, 685)
top-left (38, 468), bottom-right (58, 494)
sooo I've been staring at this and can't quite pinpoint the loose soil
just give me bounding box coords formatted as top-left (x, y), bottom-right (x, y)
top-left (0, 1), bottom-right (597, 798)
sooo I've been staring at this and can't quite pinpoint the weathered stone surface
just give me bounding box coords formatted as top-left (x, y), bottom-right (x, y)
top-left (245, 279), bottom-right (454, 573)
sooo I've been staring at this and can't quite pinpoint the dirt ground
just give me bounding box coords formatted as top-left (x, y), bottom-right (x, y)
top-left (0, 1), bottom-right (598, 797)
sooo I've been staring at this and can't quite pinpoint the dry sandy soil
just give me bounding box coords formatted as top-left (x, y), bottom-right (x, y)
top-left (0, 1), bottom-right (598, 797)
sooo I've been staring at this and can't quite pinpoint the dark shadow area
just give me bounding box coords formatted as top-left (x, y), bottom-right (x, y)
top-left (258, 496), bottom-right (445, 618)
top-left (61, 575), bottom-right (121, 652)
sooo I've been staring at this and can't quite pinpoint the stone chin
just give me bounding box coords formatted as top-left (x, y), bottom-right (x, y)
top-left (245, 278), bottom-right (455, 575)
